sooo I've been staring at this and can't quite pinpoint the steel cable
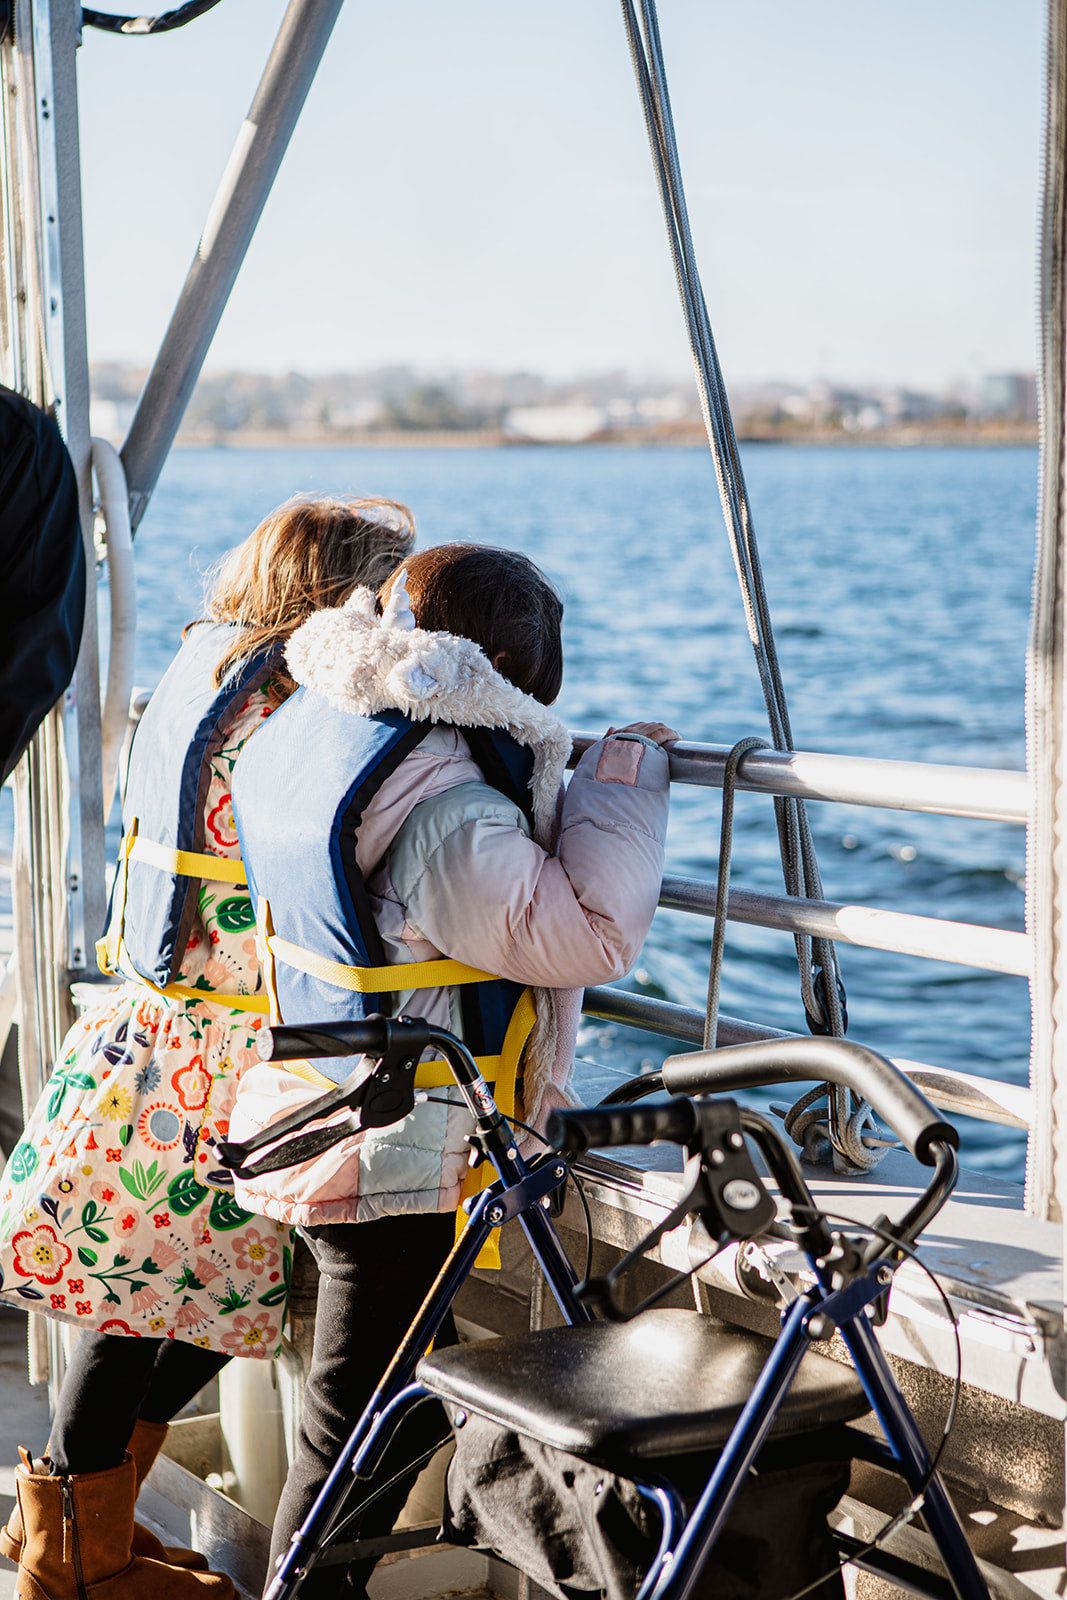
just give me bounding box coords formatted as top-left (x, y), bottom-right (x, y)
top-left (619, 0), bottom-right (880, 1168)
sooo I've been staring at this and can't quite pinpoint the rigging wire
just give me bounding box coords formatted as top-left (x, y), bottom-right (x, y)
top-left (81, 1), bottom-right (224, 36)
top-left (619, 0), bottom-right (881, 1168)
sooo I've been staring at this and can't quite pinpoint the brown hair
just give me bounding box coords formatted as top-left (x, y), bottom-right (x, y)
top-left (383, 543), bottom-right (564, 705)
top-left (206, 495), bottom-right (416, 689)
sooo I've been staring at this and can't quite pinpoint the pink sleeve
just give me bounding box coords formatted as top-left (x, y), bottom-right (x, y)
top-left (403, 735), bottom-right (670, 989)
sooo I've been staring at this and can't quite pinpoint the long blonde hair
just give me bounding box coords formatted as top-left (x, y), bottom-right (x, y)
top-left (206, 494), bottom-right (416, 688)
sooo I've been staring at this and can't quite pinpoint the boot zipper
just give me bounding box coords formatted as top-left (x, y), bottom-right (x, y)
top-left (61, 1479), bottom-right (89, 1600)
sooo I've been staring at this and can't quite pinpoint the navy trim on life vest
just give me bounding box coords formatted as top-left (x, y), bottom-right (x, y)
top-left (462, 727), bottom-right (535, 831)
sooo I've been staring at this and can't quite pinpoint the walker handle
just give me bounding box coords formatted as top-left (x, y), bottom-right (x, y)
top-left (258, 1016), bottom-right (431, 1062)
top-left (547, 1097), bottom-right (698, 1156)
top-left (659, 1037), bottom-right (957, 1166)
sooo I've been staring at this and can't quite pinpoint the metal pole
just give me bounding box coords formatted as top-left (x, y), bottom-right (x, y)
top-left (120, 0), bottom-right (344, 531)
top-left (2, 0), bottom-right (101, 1396)
top-left (46, 0), bottom-right (105, 969)
top-left (1029, 0), bottom-right (1067, 1228)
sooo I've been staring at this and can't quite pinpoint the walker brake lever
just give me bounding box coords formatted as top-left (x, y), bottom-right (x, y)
top-left (213, 1019), bottom-right (432, 1178)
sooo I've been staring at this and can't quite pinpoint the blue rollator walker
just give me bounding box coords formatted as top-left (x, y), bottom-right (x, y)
top-left (216, 1017), bottom-right (991, 1600)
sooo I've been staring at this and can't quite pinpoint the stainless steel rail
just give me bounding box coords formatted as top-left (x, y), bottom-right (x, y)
top-left (661, 875), bottom-right (1030, 977)
top-left (582, 987), bottom-right (1032, 1131)
top-left (570, 733), bottom-right (1029, 823)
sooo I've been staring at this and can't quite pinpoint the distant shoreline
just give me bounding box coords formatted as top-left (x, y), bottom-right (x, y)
top-left (163, 421), bottom-right (1039, 450)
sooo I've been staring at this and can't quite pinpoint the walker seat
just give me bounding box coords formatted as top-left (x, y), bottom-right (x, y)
top-left (417, 1307), bottom-right (868, 1465)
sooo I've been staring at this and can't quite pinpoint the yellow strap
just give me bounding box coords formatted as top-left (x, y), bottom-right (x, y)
top-left (97, 820), bottom-right (263, 1010)
top-left (97, 824), bottom-right (140, 977)
top-left (267, 934), bottom-right (498, 995)
top-left (130, 836), bottom-right (247, 886)
top-left (257, 900), bottom-right (283, 1024)
top-left (286, 1053), bottom-right (501, 1092)
top-left (96, 949), bottom-right (271, 1014)
top-left (97, 823), bottom-right (249, 980)
top-left (268, 988), bottom-right (537, 1274)
top-left (144, 981), bottom-right (270, 1014)
top-left (456, 987), bottom-right (537, 1270)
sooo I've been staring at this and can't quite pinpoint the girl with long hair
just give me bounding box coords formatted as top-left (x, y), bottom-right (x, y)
top-left (0, 494), bottom-right (415, 1600)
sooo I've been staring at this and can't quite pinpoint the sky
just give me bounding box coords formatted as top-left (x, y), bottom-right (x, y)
top-left (75, 0), bottom-right (1046, 390)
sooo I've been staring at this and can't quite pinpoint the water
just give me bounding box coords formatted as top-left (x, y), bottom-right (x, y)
top-left (113, 442), bottom-right (1034, 1179)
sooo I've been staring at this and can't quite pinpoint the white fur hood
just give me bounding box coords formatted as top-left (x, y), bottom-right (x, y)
top-left (285, 586), bottom-right (571, 846)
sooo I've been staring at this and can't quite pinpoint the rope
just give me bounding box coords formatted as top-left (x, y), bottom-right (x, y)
top-left (703, 737), bottom-right (768, 1050)
top-left (781, 1084), bottom-right (892, 1171)
top-left (619, 0), bottom-right (882, 1169)
top-left (81, 1), bottom-right (224, 35)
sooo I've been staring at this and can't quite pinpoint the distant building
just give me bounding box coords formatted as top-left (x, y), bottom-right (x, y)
top-left (980, 373), bottom-right (1038, 421)
top-left (504, 404), bottom-right (608, 442)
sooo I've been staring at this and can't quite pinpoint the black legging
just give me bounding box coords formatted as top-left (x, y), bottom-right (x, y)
top-left (267, 1213), bottom-right (458, 1600)
top-left (49, 1330), bottom-right (229, 1475)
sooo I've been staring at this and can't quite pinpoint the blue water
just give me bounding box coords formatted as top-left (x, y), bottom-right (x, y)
top-left (116, 443), bottom-right (1034, 1178)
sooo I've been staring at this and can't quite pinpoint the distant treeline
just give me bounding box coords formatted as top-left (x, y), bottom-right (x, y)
top-left (88, 363), bottom-right (1038, 444)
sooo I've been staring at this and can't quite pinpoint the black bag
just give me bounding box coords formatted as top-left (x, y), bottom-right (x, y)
top-left (443, 1409), bottom-right (851, 1600)
top-left (0, 386), bottom-right (85, 784)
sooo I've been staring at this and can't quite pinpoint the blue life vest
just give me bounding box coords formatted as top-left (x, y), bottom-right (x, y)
top-left (231, 683), bottom-right (536, 1086)
top-left (98, 621), bottom-right (278, 997)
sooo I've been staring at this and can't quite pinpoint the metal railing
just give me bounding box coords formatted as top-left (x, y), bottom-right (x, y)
top-left (570, 733), bottom-right (1029, 823)
top-left (571, 733), bottom-right (1031, 1135)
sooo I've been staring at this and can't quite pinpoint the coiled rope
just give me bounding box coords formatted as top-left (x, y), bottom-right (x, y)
top-left (620, 0), bottom-right (882, 1169)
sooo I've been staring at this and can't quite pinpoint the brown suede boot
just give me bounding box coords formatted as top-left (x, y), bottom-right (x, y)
top-left (12, 1450), bottom-right (235, 1600)
top-left (0, 1422), bottom-right (207, 1572)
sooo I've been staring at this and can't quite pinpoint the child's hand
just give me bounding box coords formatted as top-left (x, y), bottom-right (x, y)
top-left (606, 721), bottom-right (681, 748)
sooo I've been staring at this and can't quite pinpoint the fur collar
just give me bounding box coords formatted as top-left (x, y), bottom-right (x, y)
top-left (285, 587), bottom-right (571, 847)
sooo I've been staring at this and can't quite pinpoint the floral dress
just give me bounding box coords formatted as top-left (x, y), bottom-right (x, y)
top-left (0, 683), bottom-right (293, 1357)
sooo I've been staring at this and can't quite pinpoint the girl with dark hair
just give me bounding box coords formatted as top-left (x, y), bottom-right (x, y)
top-left (226, 542), bottom-right (678, 1599)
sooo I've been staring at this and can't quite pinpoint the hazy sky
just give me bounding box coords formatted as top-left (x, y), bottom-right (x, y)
top-left (76, 1), bottom-right (1045, 388)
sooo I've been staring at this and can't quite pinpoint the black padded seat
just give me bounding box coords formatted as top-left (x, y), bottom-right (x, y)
top-left (417, 1307), bottom-right (869, 1466)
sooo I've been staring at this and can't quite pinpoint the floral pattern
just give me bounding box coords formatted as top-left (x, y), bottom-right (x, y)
top-left (12, 1225), bottom-right (73, 1285)
top-left (0, 683), bottom-right (291, 1356)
